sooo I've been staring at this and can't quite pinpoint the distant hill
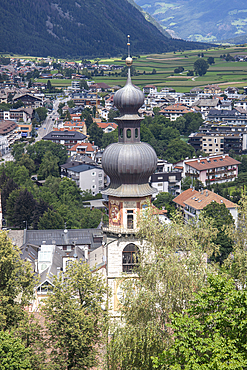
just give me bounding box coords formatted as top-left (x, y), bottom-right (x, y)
top-left (135, 0), bottom-right (247, 43)
top-left (0, 0), bottom-right (211, 58)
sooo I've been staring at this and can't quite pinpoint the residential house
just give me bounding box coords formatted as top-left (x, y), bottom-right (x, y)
top-left (61, 163), bottom-right (104, 195)
top-left (96, 121), bottom-right (117, 133)
top-left (159, 103), bottom-right (193, 121)
top-left (43, 130), bottom-right (87, 150)
top-left (178, 93), bottom-right (200, 107)
top-left (203, 85), bottom-right (222, 95)
top-left (10, 228), bottom-right (104, 305)
top-left (62, 120), bottom-right (87, 136)
top-left (0, 107), bottom-right (33, 123)
top-left (150, 159), bottom-right (181, 195)
top-left (174, 154), bottom-right (241, 186)
top-left (207, 108), bottom-right (247, 124)
top-left (173, 188), bottom-right (238, 224)
top-left (193, 99), bottom-right (221, 119)
top-left (68, 142), bottom-right (98, 160)
top-left (189, 131), bottom-right (247, 155)
top-left (234, 100), bottom-right (247, 110)
top-left (0, 120), bottom-right (20, 145)
top-left (18, 122), bottom-right (32, 138)
top-left (143, 85), bottom-right (157, 95)
top-left (12, 93), bottom-right (43, 108)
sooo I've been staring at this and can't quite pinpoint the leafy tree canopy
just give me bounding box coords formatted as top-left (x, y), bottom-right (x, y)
top-left (42, 260), bottom-right (108, 370)
top-left (153, 275), bottom-right (247, 370)
top-left (194, 58), bottom-right (209, 76)
top-left (0, 330), bottom-right (32, 370)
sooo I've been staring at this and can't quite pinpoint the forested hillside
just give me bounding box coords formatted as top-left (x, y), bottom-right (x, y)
top-left (0, 0), bottom-right (211, 58)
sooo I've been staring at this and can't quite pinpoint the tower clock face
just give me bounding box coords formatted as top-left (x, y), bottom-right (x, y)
top-left (110, 204), bottom-right (120, 222)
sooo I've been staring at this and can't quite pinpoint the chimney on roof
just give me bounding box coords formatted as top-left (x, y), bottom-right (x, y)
top-left (205, 190), bottom-right (208, 196)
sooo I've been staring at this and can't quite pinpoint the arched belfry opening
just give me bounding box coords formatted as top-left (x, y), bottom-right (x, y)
top-left (122, 243), bottom-right (139, 272)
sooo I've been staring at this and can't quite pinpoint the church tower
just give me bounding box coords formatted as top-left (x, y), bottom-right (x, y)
top-left (92, 37), bottom-right (157, 315)
top-left (102, 36), bottom-right (157, 240)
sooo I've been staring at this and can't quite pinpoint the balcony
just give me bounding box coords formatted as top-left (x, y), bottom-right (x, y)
top-left (185, 172), bottom-right (199, 177)
top-left (102, 223), bottom-right (139, 235)
top-left (208, 174), bottom-right (236, 182)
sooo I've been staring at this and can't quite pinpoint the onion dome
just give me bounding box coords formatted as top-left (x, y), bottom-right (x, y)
top-left (102, 142), bottom-right (157, 197)
top-left (113, 63), bottom-right (144, 116)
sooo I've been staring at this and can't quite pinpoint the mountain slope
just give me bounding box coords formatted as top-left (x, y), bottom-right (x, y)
top-left (0, 0), bottom-right (211, 58)
top-left (135, 0), bottom-right (247, 43)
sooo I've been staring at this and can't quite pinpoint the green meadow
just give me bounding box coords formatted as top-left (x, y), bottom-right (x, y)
top-left (35, 45), bottom-right (247, 93)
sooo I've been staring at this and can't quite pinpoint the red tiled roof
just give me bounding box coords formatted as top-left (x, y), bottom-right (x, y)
top-left (185, 155), bottom-right (240, 171)
top-left (173, 188), bottom-right (196, 207)
top-left (184, 189), bottom-right (238, 210)
top-left (96, 122), bottom-right (117, 129)
top-left (69, 142), bottom-right (95, 152)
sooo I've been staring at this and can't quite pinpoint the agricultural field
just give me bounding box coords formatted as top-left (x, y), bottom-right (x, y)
top-left (35, 45), bottom-right (247, 93)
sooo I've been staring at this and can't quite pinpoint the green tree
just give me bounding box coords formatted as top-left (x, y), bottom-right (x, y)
top-left (153, 192), bottom-right (175, 218)
top-left (194, 59), bottom-right (209, 76)
top-left (108, 207), bottom-right (217, 370)
top-left (201, 202), bottom-right (234, 264)
top-left (85, 113), bottom-right (93, 127)
top-left (0, 330), bottom-right (32, 370)
top-left (6, 188), bottom-right (37, 229)
top-left (67, 100), bottom-right (75, 108)
top-left (164, 139), bottom-right (195, 162)
top-left (35, 107), bottom-right (48, 122)
top-left (27, 141), bottom-right (67, 170)
top-left (102, 129), bottom-right (118, 148)
top-left (153, 275), bottom-right (247, 370)
top-left (87, 122), bottom-right (103, 147)
top-left (38, 208), bottom-right (64, 229)
top-left (0, 232), bottom-right (36, 330)
top-left (42, 260), bottom-right (108, 370)
top-left (64, 110), bottom-right (71, 121)
top-left (12, 142), bottom-right (26, 161)
top-left (207, 56), bottom-right (215, 65)
top-left (37, 151), bottom-right (59, 180)
top-left (108, 109), bottom-right (120, 122)
top-left (46, 79), bottom-right (52, 92)
top-left (17, 154), bottom-right (36, 176)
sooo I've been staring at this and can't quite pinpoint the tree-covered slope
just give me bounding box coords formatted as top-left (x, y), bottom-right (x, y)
top-left (0, 0), bottom-right (210, 58)
top-left (135, 0), bottom-right (247, 43)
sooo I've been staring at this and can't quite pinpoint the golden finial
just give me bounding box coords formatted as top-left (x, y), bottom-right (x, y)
top-left (126, 34), bottom-right (133, 67)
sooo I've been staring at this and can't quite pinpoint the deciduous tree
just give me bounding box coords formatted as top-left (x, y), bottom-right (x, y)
top-left (194, 58), bottom-right (209, 76)
top-left (153, 275), bottom-right (247, 370)
top-left (43, 260), bottom-right (108, 370)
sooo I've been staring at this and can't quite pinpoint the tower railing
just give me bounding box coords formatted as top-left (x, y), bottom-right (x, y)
top-left (102, 223), bottom-right (139, 235)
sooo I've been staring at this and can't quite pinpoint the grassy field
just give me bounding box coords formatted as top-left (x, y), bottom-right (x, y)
top-left (35, 45), bottom-right (247, 92)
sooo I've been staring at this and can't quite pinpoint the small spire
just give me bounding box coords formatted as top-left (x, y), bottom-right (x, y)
top-left (125, 35), bottom-right (133, 81)
top-left (127, 35), bottom-right (130, 57)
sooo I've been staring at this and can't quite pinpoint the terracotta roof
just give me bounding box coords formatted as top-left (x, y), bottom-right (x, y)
top-left (69, 142), bottom-right (95, 152)
top-left (160, 103), bottom-right (192, 114)
top-left (173, 188), bottom-right (196, 207)
top-left (185, 155), bottom-right (240, 171)
top-left (184, 189), bottom-right (238, 210)
top-left (96, 122), bottom-right (117, 129)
